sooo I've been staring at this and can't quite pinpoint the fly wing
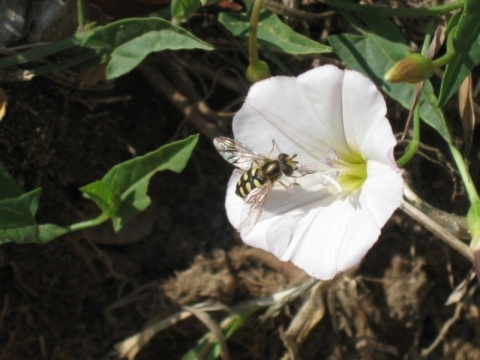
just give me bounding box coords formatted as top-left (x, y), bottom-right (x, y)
top-left (214, 137), bottom-right (267, 171)
top-left (239, 184), bottom-right (273, 236)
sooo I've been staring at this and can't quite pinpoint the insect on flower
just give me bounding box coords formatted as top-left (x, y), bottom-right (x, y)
top-left (213, 136), bottom-right (312, 235)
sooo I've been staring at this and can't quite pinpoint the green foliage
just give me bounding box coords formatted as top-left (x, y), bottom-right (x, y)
top-left (82, 18), bottom-right (214, 79)
top-left (0, 179), bottom-right (70, 245)
top-left (80, 134), bottom-right (199, 231)
top-left (219, 11), bottom-right (332, 55)
top-left (0, 189), bottom-right (42, 244)
top-left (0, 164), bottom-right (42, 244)
top-left (468, 201), bottom-right (480, 239)
top-left (438, 0), bottom-right (480, 107)
top-left (0, 135), bottom-right (198, 244)
top-left (171, 0), bottom-right (218, 21)
top-left (328, 20), bottom-right (451, 143)
top-left (0, 17), bottom-right (214, 79)
top-left (0, 164), bottom-right (23, 198)
top-left (38, 224), bottom-right (69, 243)
top-left (0, 32), bottom-right (94, 75)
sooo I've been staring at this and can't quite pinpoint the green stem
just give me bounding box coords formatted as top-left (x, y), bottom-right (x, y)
top-left (421, 21), bottom-right (434, 54)
top-left (249, 0), bottom-right (264, 67)
top-left (396, 104), bottom-right (420, 167)
top-left (322, 0), bottom-right (464, 17)
top-left (67, 212), bottom-right (109, 232)
top-left (448, 144), bottom-right (480, 204)
top-left (432, 30), bottom-right (456, 68)
top-left (395, 30), bottom-right (431, 167)
top-left (428, 24), bottom-right (478, 204)
top-left (77, 0), bottom-right (86, 28)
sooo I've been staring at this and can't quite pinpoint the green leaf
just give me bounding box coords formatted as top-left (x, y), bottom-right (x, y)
top-left (82, 18), bottom-right (214, 79)
top-left (219, 12), bottom-right (332, 55)
top-left (329, 31), bottom-right (451, 143)
top-left (0, 163), bottom-right (23, 199)
top-left (80, 180), bottom-right (120, 216)
top-left (107, 30), bottom-right (213, 79)
top-left (81, 134), bottom-right (199, 231)
top-left (0, 165), bottom-right (68, 244)
top-left (38, 224), bottom-right (69, 243)
top-left (22, 188), bottom-right (42, 216)
top-left (445, 9), bottom-right (462, 36)
top-left (0, 189), bottom-right (42, 244)
top-left (438, 1), bottom-right (480, 107)
top-left (31, 51), bottom-right (100, 76)
top-left (0, 32), bottom-right (89, 69)
top-left (171, 0), bottom-right (201, 20)
top-left (354, 12), bottom-right (407, 44)
top-left (170, 0), bottom-right (218, 20)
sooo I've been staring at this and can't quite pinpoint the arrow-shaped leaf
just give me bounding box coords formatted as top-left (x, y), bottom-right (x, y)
top-left (80, 134), bottom-right (199, 231)
top-left (82, 18), bottom-right (214, 79)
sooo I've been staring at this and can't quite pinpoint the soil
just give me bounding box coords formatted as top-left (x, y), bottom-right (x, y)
top-left (1, 2), bottom-right (480, 360)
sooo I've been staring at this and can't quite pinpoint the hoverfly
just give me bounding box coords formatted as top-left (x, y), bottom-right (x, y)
top-left (213, 136), bottom-right (310, 235)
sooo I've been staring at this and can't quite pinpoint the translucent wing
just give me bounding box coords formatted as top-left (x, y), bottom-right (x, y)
top-left (213, 137), bottom-right (267, 171)
top-left (239, 184), bottom-right (273, 236)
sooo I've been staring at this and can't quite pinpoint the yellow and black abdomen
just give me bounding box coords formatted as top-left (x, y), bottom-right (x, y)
top-left (236, 168), bottom-right (266, 198)
top-left (236, 160), bottom-right (283, 198)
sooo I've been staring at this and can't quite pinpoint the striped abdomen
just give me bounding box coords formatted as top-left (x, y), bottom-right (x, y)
top-left (236, 160), bottom-right (282, 198)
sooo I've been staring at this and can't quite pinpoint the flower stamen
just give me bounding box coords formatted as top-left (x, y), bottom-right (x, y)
top-left (318, 149), bottom-right (367, 192)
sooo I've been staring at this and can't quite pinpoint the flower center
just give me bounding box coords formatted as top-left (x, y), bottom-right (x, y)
top-left (337, 159), bottom-right (367, 191)
top-left (320, 149), bottom-right (367, 192)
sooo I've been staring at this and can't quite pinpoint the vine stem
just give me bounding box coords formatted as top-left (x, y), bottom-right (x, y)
top-left (67, 213), bottom-right (109, 232)
top-left (77, 0), bottom-right (86, 28)
top-left (396, 104), bottom-right (420, 167)
top-left (449, 144), bottom-right (480, 204)
top-left (249, 0), bottom-right (264, 67)
top-left (432, 29), bottom-right (456, 68)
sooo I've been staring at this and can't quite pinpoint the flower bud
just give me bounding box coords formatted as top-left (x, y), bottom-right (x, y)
top-left (246, 61), bottom-right (271, 83)
top-left (384, 54), bottom-right (434, 84)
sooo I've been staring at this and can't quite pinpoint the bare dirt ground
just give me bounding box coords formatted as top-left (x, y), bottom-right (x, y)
top-left (1, 2), bottom-right (480, 360)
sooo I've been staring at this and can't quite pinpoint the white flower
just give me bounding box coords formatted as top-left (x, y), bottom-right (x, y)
top-left (225, 65), bottom-right (404, 280)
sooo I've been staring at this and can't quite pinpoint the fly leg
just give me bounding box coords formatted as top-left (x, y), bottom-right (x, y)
top-left (278, 180), bottom-right (299, 189)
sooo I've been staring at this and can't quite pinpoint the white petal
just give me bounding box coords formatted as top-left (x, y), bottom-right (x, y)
top-left (341, 70), bottom-right (396, 165)
top-left (269, 196), bottom-right (355, 279)
top-left (225, 170), bottom-right (244, 230)
top-left (225, 169), bottom-right (335, 233)
top-left (229, 160), bottom-right (403, 280)
top-left (232, 66), bottom-right (352, 160)
top-left (336, 160), bottom-right (403, 270)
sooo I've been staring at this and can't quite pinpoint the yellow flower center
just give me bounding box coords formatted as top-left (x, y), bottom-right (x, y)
top-left (335, 152), bottom-right (367, 192)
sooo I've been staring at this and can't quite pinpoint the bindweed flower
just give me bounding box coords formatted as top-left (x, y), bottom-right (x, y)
top-left (385, 53), bottom-right (434, 84)
top-left (224, 65), bottom-right (404, 280)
